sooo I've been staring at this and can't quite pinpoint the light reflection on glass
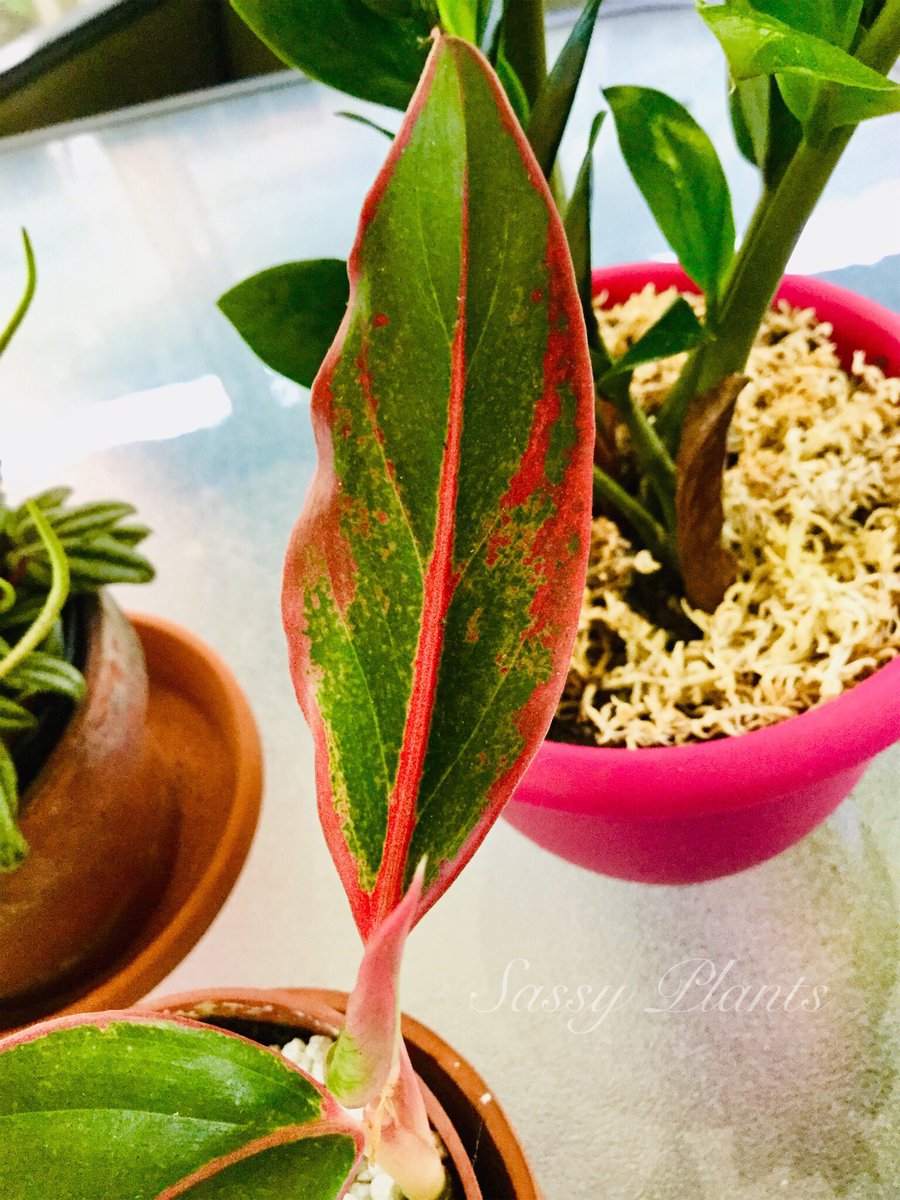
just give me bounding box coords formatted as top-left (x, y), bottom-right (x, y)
top-left (1, 373), bottom-right (231, 496)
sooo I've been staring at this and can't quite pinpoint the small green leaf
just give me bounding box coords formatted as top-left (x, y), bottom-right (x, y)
top-left (701, 5), bottom-right (900, 126)
top-left (27, 486), bottom-right (71, 510)
top-left (729, 73), bottom-right (802, 186)
top-left (527, 0), bottom-right (604, 177)
top-left (740, 0), bottom-right (865, 52)
top-left (602, 297), bottom-right (706, 379)
top-left (495, 48), bottom-right (531, 125)
top-left (1, 651), bottom-right (85, 702)
top-left (604, 85), bottom-right (735, 306)
top-left (14, 501), bottom-right (137, 544)
top-left (0, 578), bottom-right (15, 615)
top-left (436, 0), bottom-right (477, 40)
top-left (0, 741), bottom-right (27, 871)
top-left (563, 112), bottom-right (610, 365)
top-left (0, 695), bottom-right (38, 732)
top-left (219, 259), bottom-right (350, 390)
top-left (20, 537), bottom-right (154, 591)
top-left (108, 523), bottom-right (152, 547)
top-left (230, 0), bottom-right (432, 109)
top-left (0, 1016), bottom-right (363, 1199)
top-left (826, 78), bottom-right (900, 124)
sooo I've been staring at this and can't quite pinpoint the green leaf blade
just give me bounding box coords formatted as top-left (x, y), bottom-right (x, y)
top-left (219, 260), bottom-right (350, 391)
top-left (1, 650), bottom-right (85, 701)
top-left (230, 0), bottom-right (431, 109)
top-left (602, 296), bottom-right (706, 378)
top-left (527, 0), bottom-right (604, 177)
top-left (701, 5), bottom-right (900, 127)
top-left (604, 85), bottom-right (735, 305)
top-left (0, 1016), bottom-right (362, 1200)
top-left (282, 35), bottom-right (595, 937)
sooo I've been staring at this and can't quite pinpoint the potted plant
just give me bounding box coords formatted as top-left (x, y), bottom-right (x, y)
top-left (218, 0), bottom-right (900, 882)
top-left (0, 30), bottom-right (593, 1199)
top-left (0, 233), bottom-right (263, 1028)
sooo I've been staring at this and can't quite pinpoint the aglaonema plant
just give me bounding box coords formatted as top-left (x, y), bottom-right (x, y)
top-left (0, 33), bottom-right (594, 1200)
top-left (220, 0), bottom-right (900, 615)
top-left (0, 232), bottom-right (154, 871)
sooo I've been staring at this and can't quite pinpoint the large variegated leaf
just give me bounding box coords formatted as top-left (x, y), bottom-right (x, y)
top-left (283, 34), bottom-right (594, 939)
top-left (0, 1013), bottom-right (363, 1199)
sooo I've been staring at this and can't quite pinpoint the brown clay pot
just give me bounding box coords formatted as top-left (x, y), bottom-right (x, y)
top-left (0, 593), bottom-right (179, 1021)
top-left (145, 987), bottom-right (542, 1200)
top-left (0, 609), bottom-right (264, 1032)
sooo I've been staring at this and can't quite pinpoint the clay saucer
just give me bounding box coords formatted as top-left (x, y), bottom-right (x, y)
top-left (1, 612), bottom-right (263, 1031)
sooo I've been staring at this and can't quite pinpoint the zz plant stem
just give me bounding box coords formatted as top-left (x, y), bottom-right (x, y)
top-left (657, 0), bottom-right (900, 451)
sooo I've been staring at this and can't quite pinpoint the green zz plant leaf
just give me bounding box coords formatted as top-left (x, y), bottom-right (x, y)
top-left (0, 1014), bottom-right (363, 1200)
top-left (604, 85), bottom-right (736, 317)
top-left (230, 0), bottom-right (433, 109)
top-left (281, 32), bottom-right (595, 943)
top-left (701, 1), bottom-right (900, 127)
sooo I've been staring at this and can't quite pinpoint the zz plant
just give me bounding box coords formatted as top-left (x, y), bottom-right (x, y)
top-left (0, 33), bottom-right (594, 1200)
top-left (220, 0), bottom-right (900, 612)
top-left (0, 232), bottom-right (154, 871)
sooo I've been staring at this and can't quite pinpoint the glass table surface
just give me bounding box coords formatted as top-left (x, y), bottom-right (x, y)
top-left (1, 6), bottom-right (898, 1196)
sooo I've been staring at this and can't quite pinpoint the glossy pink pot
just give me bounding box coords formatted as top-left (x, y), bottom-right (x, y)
top-left (505, 264), bottom-right (900, 884)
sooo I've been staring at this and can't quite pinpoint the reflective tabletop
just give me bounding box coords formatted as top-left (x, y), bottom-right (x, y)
top-left (1, 5), bottom-right (898, 1196)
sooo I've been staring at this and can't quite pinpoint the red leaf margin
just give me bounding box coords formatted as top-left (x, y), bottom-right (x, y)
top-left (0, 1010), bottom-right (364, 1200)
top-left (283, 34), bottom-right (595, 939)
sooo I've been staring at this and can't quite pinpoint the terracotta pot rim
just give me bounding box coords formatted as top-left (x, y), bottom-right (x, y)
top-left (524, 263), bottom-right (900, 820)
top-left (143, 987), bottom-right (541, 1200)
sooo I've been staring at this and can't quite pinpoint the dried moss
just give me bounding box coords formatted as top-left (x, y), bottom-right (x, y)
top-left (559, 287), bottom-right (900, 748)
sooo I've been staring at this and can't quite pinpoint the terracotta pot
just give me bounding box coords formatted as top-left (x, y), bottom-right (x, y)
top-left (0, 606), bottom-right (263, 1031)
top-left (505, 264), bottom-right (900, 884)
top-left (145, 987), bottom-right (541, 1200)
top-left (0, 593), bottom-right (179, 1018)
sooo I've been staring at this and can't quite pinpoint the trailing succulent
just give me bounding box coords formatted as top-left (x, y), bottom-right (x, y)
top-left (220, 0), bottom-right (900, 613)
top-left (0, 232), bottom-right (153, 872)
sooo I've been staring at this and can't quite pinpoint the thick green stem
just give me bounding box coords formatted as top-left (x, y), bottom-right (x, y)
top-left (502, 0), bottom-right (547, 108)
top-left (593, 467), bottom-right (676, 571)
top-left (656, 0), bottom-right (900, 451)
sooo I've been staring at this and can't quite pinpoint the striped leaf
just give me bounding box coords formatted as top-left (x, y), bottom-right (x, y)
top-left (0, 695), bottom-right (37, 732)
top-left (0, 1014), bottom-right (363, 1200)
top-left (282, 34), bottom-right (594, 938)
top-left (1, 649), bottom-right (85, 701)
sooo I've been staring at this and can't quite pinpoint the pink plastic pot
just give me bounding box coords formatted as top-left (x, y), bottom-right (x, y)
top-left (505, 264), bottom-right (900, 884)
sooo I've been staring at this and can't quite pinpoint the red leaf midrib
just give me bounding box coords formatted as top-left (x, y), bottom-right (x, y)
top-left (369, 158), bottom-right (471, 932)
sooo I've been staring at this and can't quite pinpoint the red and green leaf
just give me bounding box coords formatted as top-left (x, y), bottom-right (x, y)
top-left (282, 33), bottom-right (594, 939)
top-left (0, 1013), bottom-right (363, 1199)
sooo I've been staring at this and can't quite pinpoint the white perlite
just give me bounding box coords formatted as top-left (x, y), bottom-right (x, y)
top-left (280, 1035), bottom-right (406, 1200)
top-left (558, 286), bottom-right (900, 747)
